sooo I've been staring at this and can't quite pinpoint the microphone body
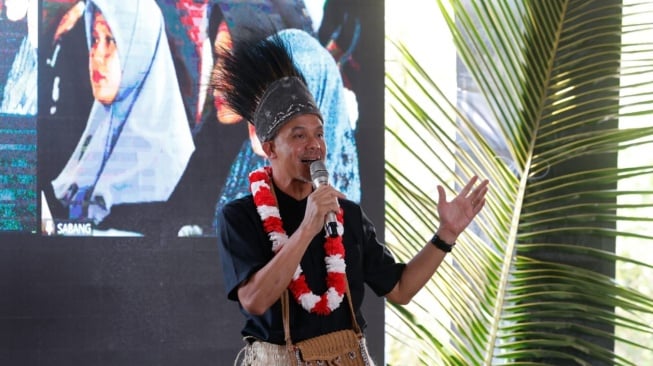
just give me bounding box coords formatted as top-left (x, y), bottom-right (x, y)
top-left (310, 161), bottom-right (339, 238)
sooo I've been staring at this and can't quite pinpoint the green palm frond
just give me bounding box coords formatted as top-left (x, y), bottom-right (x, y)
top-left (385, 0), bottom-right (653, 365)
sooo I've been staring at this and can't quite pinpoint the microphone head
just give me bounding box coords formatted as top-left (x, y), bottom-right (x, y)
top-left (310, 160), bottom-right (329, 184)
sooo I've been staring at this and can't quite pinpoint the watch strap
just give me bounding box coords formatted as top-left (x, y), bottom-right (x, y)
top-left (430, 233), bottom-right (455, 253)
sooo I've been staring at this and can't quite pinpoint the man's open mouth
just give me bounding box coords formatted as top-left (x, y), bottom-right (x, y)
top-left (301, 158), bottom-right (321, 165)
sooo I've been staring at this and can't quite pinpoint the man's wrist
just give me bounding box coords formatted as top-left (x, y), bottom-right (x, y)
top-left (434, 226), bottom-right (457, 245)
top-left (429, 233), bottom-right (455, 253)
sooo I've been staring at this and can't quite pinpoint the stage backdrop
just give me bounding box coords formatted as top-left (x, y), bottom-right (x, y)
top-left (0, 0), bottom-right (385, 365)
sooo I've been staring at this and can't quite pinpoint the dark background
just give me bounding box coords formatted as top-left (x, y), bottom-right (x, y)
top-left (0, 1), bottom-right (386, 365)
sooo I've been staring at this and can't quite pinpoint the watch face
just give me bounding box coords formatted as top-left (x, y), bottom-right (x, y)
top-left (431, 234), bottom-right (454, 252)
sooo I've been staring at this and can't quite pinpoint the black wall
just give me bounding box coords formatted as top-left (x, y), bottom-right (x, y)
top-left (1, 239), bottom-right (386, 365)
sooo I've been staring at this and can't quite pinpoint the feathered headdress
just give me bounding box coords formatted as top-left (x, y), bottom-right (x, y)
top-left (213, 32), bottom-right (323, 142)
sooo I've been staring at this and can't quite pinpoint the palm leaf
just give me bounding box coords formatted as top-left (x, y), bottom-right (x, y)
top-left (385, 0), bottom-right (653, 364)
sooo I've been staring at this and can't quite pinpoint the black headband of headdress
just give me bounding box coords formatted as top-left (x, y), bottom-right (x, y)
top-left (213, 31), bottom-right (322, 142)
top-left (253, 76), bottom-right (321, 142)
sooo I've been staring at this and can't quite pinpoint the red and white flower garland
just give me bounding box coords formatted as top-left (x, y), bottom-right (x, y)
top-left (249, 166), bottom-right (346, 315)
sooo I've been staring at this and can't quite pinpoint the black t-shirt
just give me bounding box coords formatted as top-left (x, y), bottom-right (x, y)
top-left (216, 187), bottom-right (405, 344)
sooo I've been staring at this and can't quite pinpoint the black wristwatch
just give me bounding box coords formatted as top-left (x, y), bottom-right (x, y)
top-left (429, 233), bottom-right (455, 253)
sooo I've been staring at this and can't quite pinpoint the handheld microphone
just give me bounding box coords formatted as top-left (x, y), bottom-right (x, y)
top-left (310, 160), bottom-right (339, 238)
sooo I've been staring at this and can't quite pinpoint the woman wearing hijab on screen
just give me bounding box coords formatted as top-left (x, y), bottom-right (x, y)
top-left (48, 0), bottom-right (194, 236)
top-left (212, 27), bottom-right (361, 230)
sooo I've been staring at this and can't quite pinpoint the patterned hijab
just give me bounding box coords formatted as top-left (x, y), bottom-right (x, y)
top-left (276, 29), bottom-right (360, 202)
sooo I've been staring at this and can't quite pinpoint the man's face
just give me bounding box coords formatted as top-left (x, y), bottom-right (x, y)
top-left (89, 11), bottom-right (121, 105)
top-left (265, 113), bottom-right (326, 183)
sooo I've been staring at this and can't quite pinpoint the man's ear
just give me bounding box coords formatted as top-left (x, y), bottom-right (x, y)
top-left (262, 141), bottom-right (275, 159)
